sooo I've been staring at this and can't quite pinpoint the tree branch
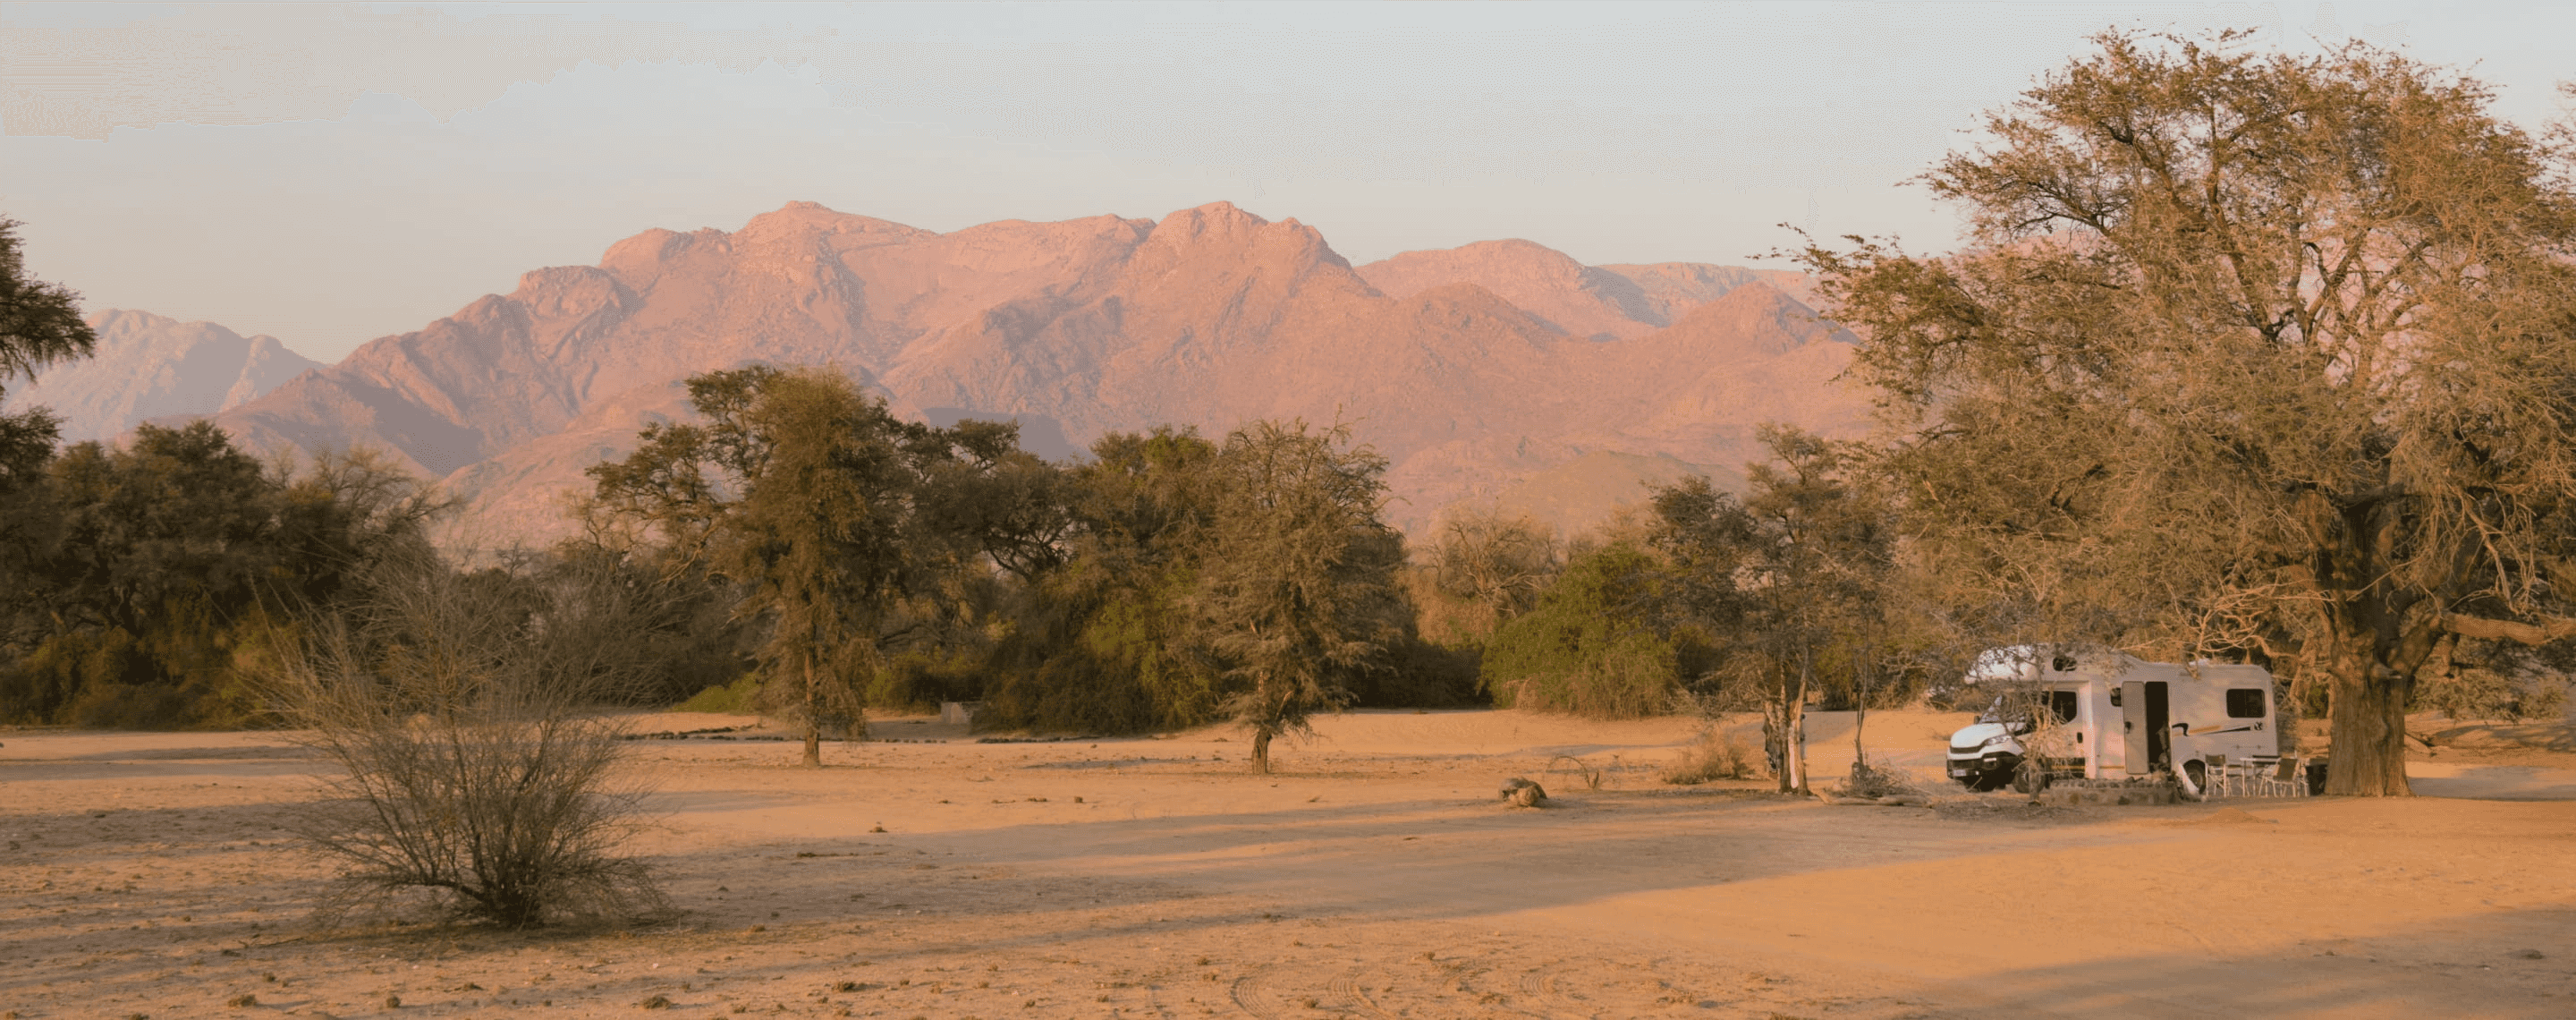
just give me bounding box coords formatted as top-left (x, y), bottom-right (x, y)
top-left (2437, 612), bottom-right (2576, 646)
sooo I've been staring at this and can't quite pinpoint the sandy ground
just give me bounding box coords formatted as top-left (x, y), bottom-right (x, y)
top-left (5, 708), bottom-right (2576, 1019)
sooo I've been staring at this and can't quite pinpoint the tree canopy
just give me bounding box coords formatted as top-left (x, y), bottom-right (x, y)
top-left (1191, 420), bottom-right (1409, 773)
top-left (587, 367), bottom-right (1029, 764)
top-left (0, 217), bottom-right (94, 387)
top-left (1801, 31), bottom-right (2576, 795)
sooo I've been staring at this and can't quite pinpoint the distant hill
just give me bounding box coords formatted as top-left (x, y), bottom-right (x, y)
top-left (154, 200), bottom-right (1873, 545)
top-left (3, 310), bottom-right (319, 443)
top-left (1480, 451), bottom-right (1744, 542)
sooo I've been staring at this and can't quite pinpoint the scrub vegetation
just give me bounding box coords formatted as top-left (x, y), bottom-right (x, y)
top-left (2, 32), bottom-right (2573, 944)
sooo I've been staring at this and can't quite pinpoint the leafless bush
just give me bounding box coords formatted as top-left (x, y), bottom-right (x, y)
top-left (1546, 753), bottom-right (1623, 790)
top-left (256, 551), bottom-right (669, 929)
top-left (1835, 755), bottom-right (1923, 799)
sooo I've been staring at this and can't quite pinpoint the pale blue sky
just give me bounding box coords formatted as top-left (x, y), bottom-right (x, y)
top-left (2, 2), bottom-right (2569, 361)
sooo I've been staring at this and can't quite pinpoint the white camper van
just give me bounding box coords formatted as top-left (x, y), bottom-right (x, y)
top-left (1945, 647), bottom-right (2280, 792)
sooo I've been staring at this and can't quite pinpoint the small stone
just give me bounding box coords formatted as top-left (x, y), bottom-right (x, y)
top-left (2516, 949), bottom-right (2546, 959)
top-left (226, 994), bottom-right (258, 1008)
top-left (384, 994), bottom-right (402, 1008)
top-left (640, 994), bottom-right (672, 1010)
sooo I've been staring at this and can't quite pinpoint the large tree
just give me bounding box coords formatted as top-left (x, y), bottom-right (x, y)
top-left (1192, 420), bottom-right (1407, 774)
top-left (978, 427), bottom-right (1229, 735)
top-left (589, 368), bottom-right (1011, 766)
top-left (1802, 32), bottom-right (2576, 795)
top-left (1651, 427), bottom-right (1893, 795)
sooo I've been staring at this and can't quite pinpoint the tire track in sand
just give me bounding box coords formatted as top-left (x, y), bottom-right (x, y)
top-left (1324, 970), bottom-right (1402, 1019)
top-left (1229, 968), bottom-right (1291, 1020)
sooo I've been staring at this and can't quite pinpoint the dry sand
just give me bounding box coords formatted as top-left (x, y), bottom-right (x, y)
top-left (4, 708), bottom-right (2574, 1018)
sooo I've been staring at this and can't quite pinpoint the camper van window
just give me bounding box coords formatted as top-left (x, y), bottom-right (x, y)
top-left (2048, 690), bottom-right (2078, 724)
top-left (2225, 689), bottom-right (2267, 718)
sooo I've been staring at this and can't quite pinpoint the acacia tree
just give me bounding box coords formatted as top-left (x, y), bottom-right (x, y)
top-left (589, 368), bottom-right (1008, 766)
top-left (1802, 32), bottom-right (2576, 795)
top-left (1192, 420), bottom-right (1407, 774)
top-left (1651, 427), bottom-right (1890, 795)
top-left (978, 427), bottom-right (1229, 735)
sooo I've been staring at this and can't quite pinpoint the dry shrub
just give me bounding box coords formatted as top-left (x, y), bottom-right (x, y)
top-left (1835, 755), bottom-right (1922, 799)
top-left (258, 552), bottom-right (669, 929)
top-left (1663, 729), bottom-right (1757, 785)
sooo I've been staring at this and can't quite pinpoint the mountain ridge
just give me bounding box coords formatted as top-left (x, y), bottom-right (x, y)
top-left (3, 310), bottom-right (323, 443)
top-left (158, 200), bottom-right (1870, 542)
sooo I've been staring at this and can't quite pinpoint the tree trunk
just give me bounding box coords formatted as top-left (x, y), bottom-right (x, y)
top-left (1785, 644), bottom-right (1811, 795)
top-left (801, 653), bottom-right (823, 769)
top-left (1250, 727), bottom-right (1274, 775)
top-left (2325, 655), bottom-right (2411, 795)
top-left (1852, 660), bottom-right (1870, 766)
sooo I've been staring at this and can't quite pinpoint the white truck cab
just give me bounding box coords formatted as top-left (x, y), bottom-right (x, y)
top-left (1945, 647), bottom-right (2280, 792)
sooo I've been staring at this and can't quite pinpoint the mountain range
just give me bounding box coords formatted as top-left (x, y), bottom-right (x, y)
top-left (3, 310), bottom-right (321, 444)
top-left (46, 201), bottom-right (1875, 543)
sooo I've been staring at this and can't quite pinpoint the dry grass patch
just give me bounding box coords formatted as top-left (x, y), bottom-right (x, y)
top-left (1662, 730), bottom-right (1758, 785)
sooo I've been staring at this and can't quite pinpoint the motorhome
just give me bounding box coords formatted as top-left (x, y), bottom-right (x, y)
top-left (1944, 647), bottom-right (2280, 792)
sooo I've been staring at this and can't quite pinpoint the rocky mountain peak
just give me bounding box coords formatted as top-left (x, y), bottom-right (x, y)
top-left (148, 202), bottom-right (1874, 544)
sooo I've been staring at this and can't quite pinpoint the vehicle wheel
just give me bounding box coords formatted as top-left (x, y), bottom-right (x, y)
top-left (1968, 756), bottom-right (2017, 792)
top-left (2012, 765), bottom-right (2052, 795)
top-left (2182, 759), bottom-right (2207, 793)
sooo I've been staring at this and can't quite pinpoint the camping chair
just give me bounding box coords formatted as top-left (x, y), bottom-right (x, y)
top-left (2254, 756), bottom-right (2308, 798)
top-left (2201, 753), bottom-right (2231, 797)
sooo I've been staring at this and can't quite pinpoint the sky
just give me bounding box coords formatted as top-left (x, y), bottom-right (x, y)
top-left (3, 1), bottom-right (2571, 363)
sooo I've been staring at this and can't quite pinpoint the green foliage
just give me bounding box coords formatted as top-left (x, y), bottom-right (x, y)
top-left (0, 426), bottom-right (445, 728)
top-left (974, 427), bottom-right (1224, 735)
top-left (1, 627), bottom-right (147, 725)
top-left (0, 217), bottom-right (97, 384)
top-left (864, 649), bottom-right (984, 710)
top-left (982, 571), bottom-right (1224, 734)
top-left (47, 423), bottom-right (282, 636)
top-left (587, 368), bottom-right (1055, 760)
top-left (676, 675), bottom-right (764, 714)
top-left (1481, 545), bottom-right (1694, 718)
top-left (1646, 427), bottom-right (1899, 791)
top-left (974, 421), bottom-right (1431, 743)
top-left (1191, 420), bottom-right (1410, 771)
top-left (1349, 632), bottom-right (1483, 709)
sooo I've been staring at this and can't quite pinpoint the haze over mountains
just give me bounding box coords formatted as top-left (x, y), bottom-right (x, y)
top-left (60, 201), bottom-right (1872, 543)
top-left (3, 310), bottom-right (321, 443)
